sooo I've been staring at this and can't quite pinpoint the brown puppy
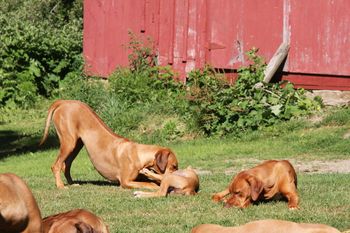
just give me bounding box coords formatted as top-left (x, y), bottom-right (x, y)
top-left (191, 219), bottom-right (341, 233)
top-left (40, 100), bottom-right (178, 189)
top-left (43, 209), bottom-right (109, 233)
top-left (133, 166), bottom-right (199, 197)
top-left (0, 173), bottom-right (43, 233)
top-left (212, 160), bottom-right (298, 209)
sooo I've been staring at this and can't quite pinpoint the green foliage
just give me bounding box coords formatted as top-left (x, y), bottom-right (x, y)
top-left (60, 56), bottom-right (191, 143)
top-left (60, 36), bottom-right (322, 142)
top-left (0, 0), bottom-right (83, 108)
top-left (318, 107), bottom-right (350, 126)
top-left (186, 48), bottom-right (322, 136)
top-left (0, 3), bottom-right (322, 140)
top-left (127, 32), bottom-right (157, 74)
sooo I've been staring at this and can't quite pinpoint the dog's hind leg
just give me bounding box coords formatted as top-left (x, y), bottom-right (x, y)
top-left (52, 137), bottom-right (79, 189)
top-left (280, 181), bottom-right (299, 209)
top-left (64, 139), bottom-right (84, 185)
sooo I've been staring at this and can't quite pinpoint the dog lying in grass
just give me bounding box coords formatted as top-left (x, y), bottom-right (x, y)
top-left (0, 173), bottom-right (43, 233)
top-left (212, 160), bottom-right (299, 209)
top-left (0, 172), bottom-right (109, 233)
top-left (133, 166), bottom-right (199, 198)
top-left (191, 219), bottom-right (341, 233)
top-left (39, 100), bottom-right (178, 189)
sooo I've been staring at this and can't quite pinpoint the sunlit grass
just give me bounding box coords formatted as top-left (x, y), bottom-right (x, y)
top-left (1, 106), bottom-right (350, 232)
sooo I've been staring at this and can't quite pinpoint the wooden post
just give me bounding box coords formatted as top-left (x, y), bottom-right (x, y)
top-left (263, 42), bottom-right (290, 83)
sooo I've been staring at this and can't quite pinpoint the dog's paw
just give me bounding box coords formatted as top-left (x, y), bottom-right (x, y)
top-left (57, 185), bottom-right (68, 190)
top-left (288, 206), bottom-right (299, 210)
top-left (139, 168), bottom-right (151, 175)
top-left (133, 191), bottom-right (144, 198)
top-left (212, 194), bottom-right (222, 203)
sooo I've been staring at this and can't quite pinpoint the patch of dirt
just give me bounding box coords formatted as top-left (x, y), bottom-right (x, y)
top-left (195, 159), bottom-right (350, 176)
top-left (292, 159), bottom-right (350, 174)
top-left (306, 90), bottom-right (350, 106)
top-left (194, 169), bottom-right (212, 175)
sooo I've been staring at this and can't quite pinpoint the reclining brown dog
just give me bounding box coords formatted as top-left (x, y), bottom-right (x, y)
top-left (191, 219), bottom-right (341, 233)
top-left (212, 160), bottom-right (299, 209)
top-left (0, 172), bottom-right (109, 233)
top-left (0, 173), bottom-right (43, 233)
top-left (40, 100), bottom-right (178, 189)
top-left (43, 209), bottom-right (109, 233)
top-left (133, 166), bottom-right (199, 198)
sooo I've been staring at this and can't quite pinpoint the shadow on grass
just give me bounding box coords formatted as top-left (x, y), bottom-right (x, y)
top-left (72, 174), bottom-right (160, 187)
top-left (72, 180), bottom-right (117, 187)
top-left (0, 129), bottom-right (59, 160)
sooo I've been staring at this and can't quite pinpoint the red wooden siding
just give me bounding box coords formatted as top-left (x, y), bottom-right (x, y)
top-left (287, 0), bottom-right (350, 76)
top-left (83, 0), bottom-right (350, 90)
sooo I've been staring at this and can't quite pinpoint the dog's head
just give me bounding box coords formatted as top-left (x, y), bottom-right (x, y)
top-left (153, 149), bottom-right (178, 174)
top-left (224, 172), bottom-right (263, 208)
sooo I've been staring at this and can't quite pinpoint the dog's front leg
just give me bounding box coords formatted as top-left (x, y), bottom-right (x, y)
top-left (140, 168), bottom-right (164, 182)
top-left (120, 168), bottom-right (160, 190)
top-left (212, 188), bottom-right (230, 202)
top-left (134, 178), bottom-right (171, 198)
top-left (120, 180), bottom-right (160, 190)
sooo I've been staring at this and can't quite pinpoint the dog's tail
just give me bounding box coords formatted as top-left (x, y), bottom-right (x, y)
top-left (39, 100), bottom-right (61, 146)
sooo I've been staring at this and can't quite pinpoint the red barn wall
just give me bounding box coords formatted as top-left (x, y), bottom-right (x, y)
top-left (83, 0), bottom-right (350, 90)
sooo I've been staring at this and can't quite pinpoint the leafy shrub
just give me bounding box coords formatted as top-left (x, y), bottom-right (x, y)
top-left (60, 38), bottom-right (192, 143)
top-left (186, 48), bottom-right (322, 136)
top-left (60, 35), bottom-right (322, 142)
top-left (0, 0), bottom-right (83, 108)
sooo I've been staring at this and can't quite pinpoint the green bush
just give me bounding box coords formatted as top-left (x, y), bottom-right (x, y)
top-left (0, 0), bottom-right (83, 108)
top-left (60, 40), bottom-right (322, 142)
top-left (186, 48), bottom-right (322, 136)
top-left (59, 48), bottom-right (192, 143)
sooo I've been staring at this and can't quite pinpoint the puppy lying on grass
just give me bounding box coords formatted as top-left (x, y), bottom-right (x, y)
top-left (191, 219), bottom-right (341, 233)
top-left (212, 160), bottom-right (299, 209)
top-left (134, 166), bottom-right (199, 198)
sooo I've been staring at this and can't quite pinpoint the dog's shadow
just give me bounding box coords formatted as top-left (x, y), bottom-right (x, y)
top-left (71, 174), bottom-right (159, 187)
top-left (72, 180), bottom-right (116, 187)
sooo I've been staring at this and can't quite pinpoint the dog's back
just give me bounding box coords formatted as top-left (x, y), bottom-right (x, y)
top-left (0, 173), bottom-right (42, 233)
top-left (191, 224), bottom-right (232, 233)
top-left (171, 167), bottom-right (200, 195)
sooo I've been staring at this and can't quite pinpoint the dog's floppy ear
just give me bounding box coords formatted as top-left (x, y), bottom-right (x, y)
top-left (155, 149), bottom-right (170, 173)
top-left (75, 222), bottom-right (95, 233)
top-left (247, 175), bottom-right (263, 201)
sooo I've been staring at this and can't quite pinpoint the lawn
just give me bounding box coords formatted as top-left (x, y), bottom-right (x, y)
top-left (0, 105), bottom-right (350, 232)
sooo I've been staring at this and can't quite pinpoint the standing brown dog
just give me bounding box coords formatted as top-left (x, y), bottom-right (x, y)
top-left (133, 166), bottom-right (199, 198)
top-left (40, 100), bottom-right (178, 189)
top-left (191, 219), bottom-right (341, 233)
top-left (0, 173), bottom-right (43, 233)
top-left (212, 160), bottom-right (299, 209)
top-left (43, 209), bottom-right (109, 233)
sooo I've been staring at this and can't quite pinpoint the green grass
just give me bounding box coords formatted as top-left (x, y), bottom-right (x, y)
top-left (1, 106), bottom-right (350, 232)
